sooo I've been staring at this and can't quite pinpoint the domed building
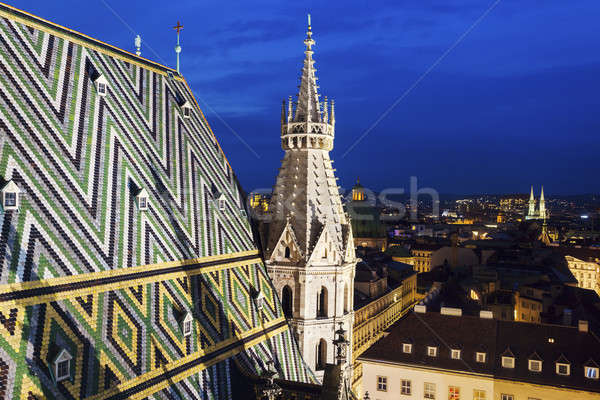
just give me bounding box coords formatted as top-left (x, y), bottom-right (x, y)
top-left (352, 178), bottom-right (366, 201)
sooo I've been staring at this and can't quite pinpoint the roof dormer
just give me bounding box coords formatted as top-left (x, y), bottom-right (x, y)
top-left (181, 312), bottom-right (193, 337)
top-left (181, 100), bottom-right (192, 119)
top-left (136, 188), bottom-right (149, 211)
top-left (556, 354), bottom-right (570, 376)
top-left (93, 74), bottom-right (108, 96)
top-left (1, 180), bottom-right (21, 211)
top-left (501, 348), bottom-right (515, 369)
top-left (52, 348), bottom-right (73, 383)
top-left (528, 352), bottom-right (542, 372)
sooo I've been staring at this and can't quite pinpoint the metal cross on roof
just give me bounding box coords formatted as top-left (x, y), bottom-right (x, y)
top-left (173, 21), bottom-right (184, 34)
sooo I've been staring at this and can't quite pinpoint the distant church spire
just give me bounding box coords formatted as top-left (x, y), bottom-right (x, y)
top-left (539, 186), bottom-right (546, 218)
top-left (528, 185), bottom-right (536, 218)
top-left (294, 14), bottom-right (321, 123)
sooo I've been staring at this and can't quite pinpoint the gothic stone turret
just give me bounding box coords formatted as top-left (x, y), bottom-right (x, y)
top-left (263, 16), bottom-right (356, 381)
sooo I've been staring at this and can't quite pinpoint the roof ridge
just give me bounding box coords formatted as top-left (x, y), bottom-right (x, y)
top-left (0, 2), bottom-right (179, 77)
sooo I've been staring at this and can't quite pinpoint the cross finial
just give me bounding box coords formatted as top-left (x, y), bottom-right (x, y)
top-left (173, 21), bottom-right (184, 34)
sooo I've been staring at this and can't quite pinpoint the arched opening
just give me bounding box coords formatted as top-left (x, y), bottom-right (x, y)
top-left (282, 285), bottom-right (293, 318)
top-left (343, 283), bottom-right (349, 313)
top-left (284, 246), bottom-right (290, 259)
top-left (317, 286), bottom-right (328, 318)
top-left (316, 338), bottom-right (327, 370)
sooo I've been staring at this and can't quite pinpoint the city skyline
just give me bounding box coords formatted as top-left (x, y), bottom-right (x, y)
top-left (9, 0), bottom-right (600, 195)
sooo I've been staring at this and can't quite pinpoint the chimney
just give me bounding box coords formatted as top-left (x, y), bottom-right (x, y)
top-left (415, 304), bottom-right (427, 314)
top-left (441, 307), bottom-right (462, 316)
top-left (578, 320), bottom-right (589, 333)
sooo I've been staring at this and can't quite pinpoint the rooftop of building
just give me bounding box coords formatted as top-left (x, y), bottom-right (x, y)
top-left (359, 310), bottom-right (600, 393)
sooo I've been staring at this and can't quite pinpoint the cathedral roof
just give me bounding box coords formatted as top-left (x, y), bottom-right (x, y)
top-left (0, 4), bottom-right (315, 398)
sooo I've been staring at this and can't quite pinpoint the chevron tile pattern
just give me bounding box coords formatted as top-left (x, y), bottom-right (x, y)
top-left (0, 4), bottom-right (314, 399)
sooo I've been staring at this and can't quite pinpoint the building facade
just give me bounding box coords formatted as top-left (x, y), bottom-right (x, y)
top-left (262, 18), bottom-right (356, 380)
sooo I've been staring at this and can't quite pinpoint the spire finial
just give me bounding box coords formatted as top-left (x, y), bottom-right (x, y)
top-left (174, 21), bottom-right (184, 73)
top-left (134, 35), bottom-right (142, 57)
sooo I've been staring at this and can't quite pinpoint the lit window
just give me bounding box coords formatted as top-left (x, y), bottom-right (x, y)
top-left (424, 382), bottom-right (436, 399)
top-left (529, 360), bottom-right (542, 372)
top-left (448, 386), bottom-right (460, 400)
top-left (402, 343), bottom-right (412, 354)
top-left (586, 366), bottom-right (599, 379)
top-left (473, 389), bottom-right (486, 400)
top-left (53, 349), bottom-right (72, 383)
top-left (476, 352), bottom-right (486, 363)
top-left (501, 395), bottom-right (514, 400)
top-left (377, 376), bottom-right (387, 392)
top-left (556, 363), bottom-right (570, 376)
top-left (502, 356), bottom-right (515, 369)
top-left (401, 379), bottom-right (411, 395)
top-left (451, 349), bottom-right (461, 360)
top-left (427, 346), bottom-right (437, 357)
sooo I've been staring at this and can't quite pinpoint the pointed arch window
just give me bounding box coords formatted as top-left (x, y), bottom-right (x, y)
top-left (316, 338), bottom-right (327, 370)
top-left (284, 246), bottom-right (291, 259)
top-left (317, 286), bottom-right (328, 318)
top-left (282, 285), bottom-right (293, 317)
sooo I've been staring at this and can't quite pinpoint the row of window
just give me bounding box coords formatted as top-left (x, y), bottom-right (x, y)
top-left (93, 76), bottom-right (193, 119)
top-left (1, 181), bottom-right (246, 216)
top-left (375, 377), bottom-right (543, 400)
top-left (401, 343), bottom-right (599, 379)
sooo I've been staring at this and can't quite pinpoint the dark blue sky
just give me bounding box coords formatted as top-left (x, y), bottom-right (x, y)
top-left (12, 0), bottom-right (600, 195)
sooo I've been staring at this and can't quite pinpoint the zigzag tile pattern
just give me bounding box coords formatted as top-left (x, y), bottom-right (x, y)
top-left (0, 5), bottom-right (314, 399)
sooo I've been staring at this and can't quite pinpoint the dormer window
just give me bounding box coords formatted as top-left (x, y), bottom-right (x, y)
top-left (476, 352), bottom-right (487, 363)
top-left (136, 188), bottom-right (149, 211)
top-left (529, 359), bottom-right (542, 372)
top-left (556, 362), bottom-right (570, 376)
top-left (93, 74), bottom-right (108, 97)
top-left (213, 192), bottom-right (226, 211)
top-left (1, 180), bottom-right (21, 211)
top-left (585, 366), bottom-right (599, 379)
top-left (451, 349), bottom-right (461, 360)
top-left (182, 312), bottom-right (193, 337)
top-left (181, 100), bottom-right (192, 119)
top-left (502, 356), bottom-right (515, 368)
top-left (53, 349), bottom-right (72, 382)
top-left (427, 346), bottom-right (437, 357)
top-left (254, 292), bottom-right (265, 311)
top-left (402, 343), bottom-right (412, 353)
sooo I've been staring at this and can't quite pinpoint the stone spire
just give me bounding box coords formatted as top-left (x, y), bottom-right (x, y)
top-left (294, 14), bottom-right (321, 123)
top-left (539, 186), bottom-right (546, 219)
top-left (528, 185), bottom-right (536, 218)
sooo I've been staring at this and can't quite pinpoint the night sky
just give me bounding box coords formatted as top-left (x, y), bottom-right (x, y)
top-left (10, 0), bottom-right (600, 195)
